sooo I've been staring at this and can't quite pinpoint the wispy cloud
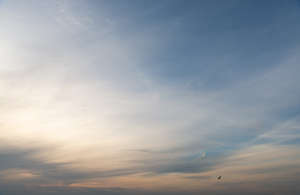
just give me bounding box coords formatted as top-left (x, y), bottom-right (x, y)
top-left (0, 0), bottom-right (300, 194)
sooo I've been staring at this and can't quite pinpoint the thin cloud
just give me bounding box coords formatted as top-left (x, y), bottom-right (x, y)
top-left (0, 0), bottom-right (300, 194)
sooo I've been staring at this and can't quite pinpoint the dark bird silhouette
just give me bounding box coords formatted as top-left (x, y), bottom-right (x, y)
top-left (217, 176), bottom-right (222, 180)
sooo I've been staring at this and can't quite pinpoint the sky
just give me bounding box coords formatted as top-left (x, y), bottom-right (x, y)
top-left (0, 0), bottom-right (300, 194)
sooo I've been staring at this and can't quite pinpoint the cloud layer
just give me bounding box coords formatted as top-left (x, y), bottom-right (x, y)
top-left (0, 0), bottom-right (300, 194)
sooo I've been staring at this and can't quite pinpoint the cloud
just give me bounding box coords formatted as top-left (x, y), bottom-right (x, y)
top-left (0, 168), bottom-right (39, 181)
top-left (0, 0), bottom-right (300, 194)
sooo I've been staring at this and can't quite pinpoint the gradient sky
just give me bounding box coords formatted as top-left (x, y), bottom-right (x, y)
top-left (1, 0), bottom-right (300, 194)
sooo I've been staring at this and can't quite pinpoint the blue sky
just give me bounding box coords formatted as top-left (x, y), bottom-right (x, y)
top-left (0, 0), bottom-right (300, 194)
